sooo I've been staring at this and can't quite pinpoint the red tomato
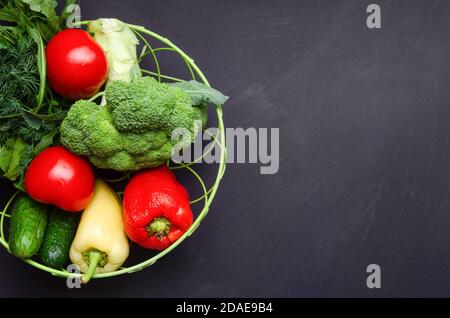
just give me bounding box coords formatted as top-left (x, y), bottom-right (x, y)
top-left (24, 146), bottom-right (95, 212)
top-left (46, 29), bottom-right (108, 100)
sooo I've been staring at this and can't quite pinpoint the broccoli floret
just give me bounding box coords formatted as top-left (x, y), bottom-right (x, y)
top-left (122, 131), bottom-right (167, 155)
top-left (106, 77), bottom-right (197, 133)
top-left (60, 78), bottom-right (207, 171)
top-left (60, 100), bottom-right (93, 155)
top-left (85, 108), bottom-right (123, 157)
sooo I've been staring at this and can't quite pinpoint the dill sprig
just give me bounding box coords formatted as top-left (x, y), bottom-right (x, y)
top-left (0, 31), bottom-right (39, 108)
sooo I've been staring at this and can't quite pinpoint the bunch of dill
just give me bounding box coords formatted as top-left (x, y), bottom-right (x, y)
top-left (0, 28), bottom-right (56, 145)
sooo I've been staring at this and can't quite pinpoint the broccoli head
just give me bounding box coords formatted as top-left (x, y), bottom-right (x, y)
top-left (60, 77), bottom-right (207, 171)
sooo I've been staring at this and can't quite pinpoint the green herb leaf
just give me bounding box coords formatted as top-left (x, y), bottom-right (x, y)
top-left (21, 109), bottom-right (44, 130)
top-left (33, 129), bottom-right (58, 154)
top-left (27, 27), bottom-right (46, 111)
top-left (168, 80), bottom-right (229, 106)
top-left (13, 179), bottom-right (25, 192)
top-left (0, 121), bottom-right (13, 132)
top-left (19, 109), bottom-right (66, 134)
top-left (22, 109), bottom-right (67, 122)
top-left (0, 138), bottom-right (28, 181)
top-left (0, 141), bottom-right (13, 173)
top-left (22, 0), bottom-right (58, 19)
top-left (0, 8), bottom-right (16, 22)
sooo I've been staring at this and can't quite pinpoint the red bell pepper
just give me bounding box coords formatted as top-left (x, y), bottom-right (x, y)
top-left (123, 166), bottom-right (193, 250)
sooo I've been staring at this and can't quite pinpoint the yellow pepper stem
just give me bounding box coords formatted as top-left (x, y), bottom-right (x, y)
top-left (82, 250), bottom-right (103, 284)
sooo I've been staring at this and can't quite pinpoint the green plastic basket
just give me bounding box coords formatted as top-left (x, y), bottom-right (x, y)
top-left (0, 23), bottom-right (227, 280)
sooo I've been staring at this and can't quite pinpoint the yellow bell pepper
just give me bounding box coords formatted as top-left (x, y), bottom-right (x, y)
top-left (70, 180), bottom-right (129, 283)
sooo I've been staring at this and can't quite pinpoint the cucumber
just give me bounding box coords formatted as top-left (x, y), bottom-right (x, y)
top-left (8, 195), bottom-right (48, 259)
top-left (39, 209), bottom-right (79, 268)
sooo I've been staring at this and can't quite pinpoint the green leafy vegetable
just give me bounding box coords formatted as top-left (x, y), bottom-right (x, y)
top-left (169, 80), bottom-right (229, 106)
top-left (88, 18), bottom-right (141, 84)
top-left (22, 0), bottom-right (57, 19)
top-left (28, 27), bottom-right (46, 111)
top-left (18, 109), bottom-right (65, 131)
top-left (0, 142), bottom-right (13, 173)
top-left (0, 137), bottom-right (29, 181)
top-left (0, 0), bottom-right (77, 41)
top-left (0, 29), bottom-right (39, 107)
top-left (20, 109), bottom-right (45, 130)
top-left (0, 8), bottom-right (16, 22)
top-left (22, 109), bottom-right (67, 121)
top-left (0, 28), bottom-right (59, 145)
top-left (33, 129), bottom-right (58, 155)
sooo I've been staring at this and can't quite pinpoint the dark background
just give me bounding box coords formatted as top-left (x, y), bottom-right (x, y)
top-left (1, 0), bottom-right (450, 297)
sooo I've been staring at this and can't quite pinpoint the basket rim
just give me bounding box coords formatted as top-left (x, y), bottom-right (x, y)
top-left (0, 22), bottom-right (227, 280)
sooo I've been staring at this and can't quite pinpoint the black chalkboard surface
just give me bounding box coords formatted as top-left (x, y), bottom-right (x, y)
top-left (1, 0), bottom-right (450, 297)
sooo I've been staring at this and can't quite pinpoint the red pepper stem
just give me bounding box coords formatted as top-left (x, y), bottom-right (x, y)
top-left (82, 250), bottom-right (103, 284)
top-left (147, 217), bottom-right (172, 239)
